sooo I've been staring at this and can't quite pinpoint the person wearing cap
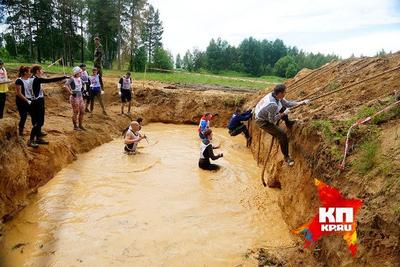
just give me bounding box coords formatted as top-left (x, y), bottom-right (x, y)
top-left (0, 59), bottom-right (9, 119)
top-left (79, 64), bottom-right (91, 112)
top-left (254, 84), bottom-right (311, 166)
top-left (93, 37), bottom-right (104, 77)
top-left (28, 65), bottom-right (68, 147)
top-left (64, 67), bottom-right (86, 131)
top-left (118, 72), bottom-right (133, 115)
top-left (88, 67), bottom-right (107, 116)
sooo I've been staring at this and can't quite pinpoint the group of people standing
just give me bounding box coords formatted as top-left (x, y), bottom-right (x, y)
top-left (197, 84), bottom-right (311, 170)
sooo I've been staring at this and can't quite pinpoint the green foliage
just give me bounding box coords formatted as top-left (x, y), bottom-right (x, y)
top-left (132, 46), bottom-right (147, 72)
top-left (141, 4), bottom-right (163, 63)
top-left (152, 47), bottom-right (173, 70)
top-left (0, 48), bottom-right (10, 61)
top-left (182, 50), bottom-right (194, 72)
top-left (175, 54), bottom-right (182, 69)
top-left (273, 55), bottom-right (297, 77)
top-left (239, 37), bottom-right (263, 76)
top-left (354, 138), bottom-right (379, 174)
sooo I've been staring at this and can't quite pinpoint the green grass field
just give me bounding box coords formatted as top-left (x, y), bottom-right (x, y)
top-left (5, 62), bottom-right (285, 90)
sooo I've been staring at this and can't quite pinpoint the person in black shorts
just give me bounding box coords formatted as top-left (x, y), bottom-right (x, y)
top-left (119, 72), bottom-right (133, 115)
top-left (199, 129), bottom-right (224, 171)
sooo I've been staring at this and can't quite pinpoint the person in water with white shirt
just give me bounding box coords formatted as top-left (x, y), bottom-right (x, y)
top-left (254, 84), bottom-right (310, 166)
top-left (124, 121), bottom-right (146, 155)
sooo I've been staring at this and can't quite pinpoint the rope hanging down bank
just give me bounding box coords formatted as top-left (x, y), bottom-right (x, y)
top-left (339, 100), bottom-right (400, 170)
top-left (257, 65), bottom-right (400, 186)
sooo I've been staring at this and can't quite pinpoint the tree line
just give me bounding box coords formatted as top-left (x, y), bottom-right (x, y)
top-left (177, 37), bottom-right (340, 78)
top-left (0, 0), bottom-right (172, 71)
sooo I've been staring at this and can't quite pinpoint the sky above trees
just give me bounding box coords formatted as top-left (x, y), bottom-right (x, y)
top-left (149, 0), bottom-right (400, 58)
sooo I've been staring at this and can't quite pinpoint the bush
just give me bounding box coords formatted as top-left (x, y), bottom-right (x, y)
top-left (285, 63), bottom-right (297, 78)
top-left (152, 47), bottom-right (174, 70)
top-left (273, 55), bottom-right (297, 78)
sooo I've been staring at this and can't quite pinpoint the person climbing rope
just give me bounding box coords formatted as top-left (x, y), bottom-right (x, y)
top-left (227, 108), bottom-right (253, 147)
top-left (64, 67), bottom-right (86, 131)
top-left (15, 66), bottom-right (33, 137)
top-left (124, 121), bottom-right (146, 155)
top-left (198, 129), bottom-right (223, 171)
top-left (28, 65), bottom-right (68, 148)
top-left (255, 84), bottom-right (310, 166)
top-left (198, 112), bottom-right (218, 140)
top-left (118, 72), bottom-right (133, 115)
top-left (88, 67), bottom-right (107, 116)
top-left (0, 59), bottom-right (9, 119)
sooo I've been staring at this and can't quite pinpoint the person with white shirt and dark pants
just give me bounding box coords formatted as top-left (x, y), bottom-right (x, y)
top-left (255, 84), bottom-right (310, 166)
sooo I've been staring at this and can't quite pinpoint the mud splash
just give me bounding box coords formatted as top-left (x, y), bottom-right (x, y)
top-left (1, 123), bottom-right (294, 266)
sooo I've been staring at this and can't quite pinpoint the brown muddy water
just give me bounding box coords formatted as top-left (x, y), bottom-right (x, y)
top-left (0, 123), bottom-right (295, 267)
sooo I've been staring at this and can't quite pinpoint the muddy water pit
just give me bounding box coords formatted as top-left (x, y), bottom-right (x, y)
top-left (1, 123), bottom-right (295, 266)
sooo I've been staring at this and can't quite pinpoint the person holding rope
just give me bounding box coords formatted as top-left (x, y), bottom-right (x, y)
top-left (28, 65), bottom-right (68, 147)
top-left (15, 66), bottom-right (33, 137)
top-left (118, 72), bottom-right (133, 115)
top-left (255, 84), bottom-right (310, 166)
top-left (199, 129), bottom-right (223, 171)
top-left (64, 67), bottom-right (86, 131)
top-left (227, 107), bottom-right (252, 146)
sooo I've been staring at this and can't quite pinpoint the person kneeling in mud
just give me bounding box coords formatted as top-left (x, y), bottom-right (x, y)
top-left (227, 108), bottom-right (253, 146)
top-left (199, 129), bottom-right (223, 171)
top-left (124, 121), bottom-right (146, 155)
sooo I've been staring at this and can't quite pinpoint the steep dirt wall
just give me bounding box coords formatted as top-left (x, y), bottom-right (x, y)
top-left (247, 53), bottom-right (400, 266)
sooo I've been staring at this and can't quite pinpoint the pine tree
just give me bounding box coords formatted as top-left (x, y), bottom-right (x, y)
top-left (141, 4), bottom-right (163, 63)
top-left (175, 54), bottom-right (182, 69)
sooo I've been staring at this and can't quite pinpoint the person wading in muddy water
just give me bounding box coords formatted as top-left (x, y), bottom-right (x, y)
top-left (64, 67), bottom-right (87, 131)
top-left (198, 112), bottom-right (219, 140)
top-left (28, 65), bottom-right (68, 147)
top-left (118, 72), bottom-right (133, 115)
top-left (227, 107), bottom-right (253, 147)
top-left (199, 129), bottom-right (223, 171)
top-left (93, 37), bottom-right (104, 77)
top-left (255, 84), bottom-right (310, 166)
top-left (124, 121), bottom-right (146, 155)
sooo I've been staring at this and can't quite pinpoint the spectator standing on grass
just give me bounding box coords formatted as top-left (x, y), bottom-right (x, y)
top-left (15, 66), bottom-right (33, 136)
top-left (64, 67), bottom-right (86, 131)
top-left (0, 59), bottom-right (9, 119)
top-left (118, 72), bottom-right (133, 115)
top-left (28, 65), bottom-right (67, 148)
top-left (93, 37), bottom-right (104, 79)
top-left (88, 67), bottom-right (107, 116)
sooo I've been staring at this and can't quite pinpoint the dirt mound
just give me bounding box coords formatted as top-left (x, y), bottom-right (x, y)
top-left (247, 52), bottom-right (400, 266)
